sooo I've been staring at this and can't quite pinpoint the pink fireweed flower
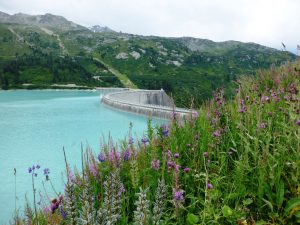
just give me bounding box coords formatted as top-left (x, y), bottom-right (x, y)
top-left (261, 95), bottom-right (270, 104)
top-left (151, 159), bottom-right (160, 170)
top-left (238, 107), bottom-right (246, 113)
top-left (119, 184), bottom-right (126, 194)
top-left (89, 164), bottom-right (97, 177)
top-left (108, 149), bottom-right (121, 165)
top-left (167, 150), bottom-right (173, 158)
top-left (175, 164), bottom-right (181, 173)
top-left (192, 110), bottom-right (199, 119)
top-left (213, 130), bottom-right (221, 137)
top-left (173, 189), bottom-right (184, 202)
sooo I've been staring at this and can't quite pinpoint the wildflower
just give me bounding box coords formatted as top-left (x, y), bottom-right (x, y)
top-left (98, 153), bottom-right (106, 162)
top-left (296, 119), bottom-right (300, 126)
top-left (173, 189), bottom-right (184, 202)
top-left (167, 160), bottom-right (174, 169)
top-left (43, 206), bottom-right (51, 214)
top-left (161, 124), bottom-right (169, 137)
top-left (109, 149), bottom-right (121, 165)
top-left (238, 107), bottom-right (246, 113)
top-left (174, 153), bottom-right (179, 158)
top-left (43, 168), bottom-right (50, 175)
top-left (171, 111), bottom-right (176, 120)
top-left (192, 110), bottom-right (199, 119)
top-left (258, 122), bottom-right (267, 129)
top-left (261, 95), bottom-right (270, 104)
top-left (184, 167), bottom-right (190, 173)
top-left (141, 137), bottom-right (149, 144)
top-left (128, 137), bottom-right (134, 145)
top-left (32, 165), bottom-right (35, 170)
top-left (167, 150), bottom-right (173, 158)
top-left (175, 164), bottom-right (180, 173)
top-left (203, 152), bottom-right (209, 158)
top-left (284, 95), bottom-right (291, 101)
top-left (213, 130), bottom-right (221, 137)
top-left (59, 205), bottom-right (67, 219)
top-left (268, 112), bottom-right (273, 116)
top-left (36, 165), bottom-right (40, 169)
top-left (207, 159), bottom-right (211, 164)
top-left (28, 167), bottom-right (32, 173)
top-left (119, 184), bottom-right (126, 194)
top-left (89, 164), bottom-right (97, 177)
top-left (123, 149), bottom-right (132, 161)
top-left (151, 159), bottom-right (160, 170)
top-left (207, 183), bottom-right (213, 189)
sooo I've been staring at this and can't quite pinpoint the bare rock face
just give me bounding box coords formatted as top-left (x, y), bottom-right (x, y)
top-left (130, 51), bottom-right (141, 60)
top-left (116, 52), bottom-right (129, 59)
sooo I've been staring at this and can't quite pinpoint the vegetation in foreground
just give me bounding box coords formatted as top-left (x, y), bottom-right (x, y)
top-left (11, 61), bottom-right (299, 224)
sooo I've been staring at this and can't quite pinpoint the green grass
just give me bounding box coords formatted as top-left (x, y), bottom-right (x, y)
top-left (11, 61), bottom-right (300, 224)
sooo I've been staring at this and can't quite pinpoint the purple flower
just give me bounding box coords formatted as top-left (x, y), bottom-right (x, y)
top-left (161, 124), bottom-right (169, 137)
top-left (98, 153), bottom-right (106, 162)
top-left (261, 96), bottom-right (270, 104)
top-left (207, 183), bottom-right (213, 189)
top-left (238, 107), bottom-right (246, 113)
top-left (167, 160), bottom-right (175, 169)
top-left (128, 137), bottom-right (134, 145)
top-left (174, 153), bottom-right (179, 158)
top-left (36, 165), bottom-right (40, 169)
top-left (123, 149), bottom-right (132, 161)
top-left (89, 164), bottom-right (97, 177)
top-left (28, 167), bottom-right (32, 173)
top-left (184, 167), bottom-right (190, 173)
top-left (296, 119), bottom-right (300, 126)
top-left (151, 159), bottom-right (160, 170)
top-left (43, 168), bottom-right (50, 175)
top-left (173, 189), bottom-right (184, 202)
top-left (213, 130), bottom-right (221, 137)
top-left (207, 159), bottom-right (211, 164)
top-left (258, 122), bottom-right (267, 129)
top-left (175, 164), bottom-right (181, 173)
top-left (268, 112), bottom-right (273, 116)
top-left (192, 110), bottom-right (199, 119)
top-left (167, 150), bottom-right (173, 158)
top-left (109, 150), bottom-right (121, 165)
top-left (141, 137), bottom-right (149, 145)
top-left (32, 165), bottom-right (35, 170)
top-left (119, 184), bottom-right (126, 194)
top-left (59, 205), bottom-right (67, 219)
top-left (203, 152), bottom-right (209, 158)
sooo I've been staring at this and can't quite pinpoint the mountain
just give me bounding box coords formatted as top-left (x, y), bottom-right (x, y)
top-left (0, 11), bottom-right (297, 106)
top-left (0, 12), bottom-right (86, 31)
top-left (90, 25), bottom-right (115, 33)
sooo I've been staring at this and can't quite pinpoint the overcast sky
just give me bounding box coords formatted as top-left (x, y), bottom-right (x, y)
top-left (0, 0), bottom-right (299, 53)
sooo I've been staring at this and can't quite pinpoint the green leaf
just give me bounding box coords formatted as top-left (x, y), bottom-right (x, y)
top-left (284, 198), bottom-right (300, 216)
top-left (256, 220), bottom-right (268, 225)
top-left (243, 198), bottom-right (253, 206)
top-left (276, 179), bottom-right (285, 208)
top-left (187, 213), bottom-right (199, 224)
top-left (222, 205), bottom-right (233, 218)
top-left (262, 198), bottom-right (274, 212)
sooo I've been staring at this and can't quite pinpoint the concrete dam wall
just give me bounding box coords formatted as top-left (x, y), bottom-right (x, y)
top-left (101, 89), bottom-right (191, 119)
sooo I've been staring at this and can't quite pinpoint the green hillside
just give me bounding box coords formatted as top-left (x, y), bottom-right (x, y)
top-left (0, 12), bottom-right (297, 106)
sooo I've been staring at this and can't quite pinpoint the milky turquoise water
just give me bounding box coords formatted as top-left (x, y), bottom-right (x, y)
top-left (0, 90), bottom-right (162, 224)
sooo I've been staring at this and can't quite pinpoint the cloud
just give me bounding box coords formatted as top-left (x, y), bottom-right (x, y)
top-left (0, 0), bottom-right (299, 52)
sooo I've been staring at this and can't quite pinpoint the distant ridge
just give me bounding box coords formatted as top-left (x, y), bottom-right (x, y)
top-left (90, 25), bottom-right (115, 33)
top-left (0, 11), bottom-right (86, 31)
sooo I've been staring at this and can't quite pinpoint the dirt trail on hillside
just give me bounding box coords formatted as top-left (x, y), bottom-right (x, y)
top-left (40, 27), bottom-right (68, 55)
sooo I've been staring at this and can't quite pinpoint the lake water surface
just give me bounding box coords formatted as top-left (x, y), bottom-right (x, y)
top-left (0, 90), bottom-right (162, 223)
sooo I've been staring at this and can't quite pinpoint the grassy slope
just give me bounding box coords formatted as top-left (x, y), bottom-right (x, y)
top-left (14, 61), bottom-right (300, 224)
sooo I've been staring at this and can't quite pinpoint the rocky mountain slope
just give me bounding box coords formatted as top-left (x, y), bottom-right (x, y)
top-left (0, 11), bottom-right (297, 106)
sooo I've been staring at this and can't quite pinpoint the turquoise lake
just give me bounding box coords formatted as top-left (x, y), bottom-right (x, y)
top-left (0, 90), bottom-right (162, 223)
